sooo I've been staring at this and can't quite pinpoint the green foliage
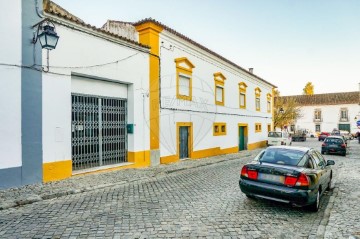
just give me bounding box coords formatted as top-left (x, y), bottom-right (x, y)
top-left (274, 91), bottom-right (302, 130)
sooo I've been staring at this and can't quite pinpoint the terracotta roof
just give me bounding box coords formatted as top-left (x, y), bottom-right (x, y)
top-left (43, 0), bottom-right (150, 50)
top-left (280, 92), bottom-right (360, 106)
top-left (133, 18), bottom-right (277, 88)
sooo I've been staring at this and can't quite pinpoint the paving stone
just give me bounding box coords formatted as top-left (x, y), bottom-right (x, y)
top-left (0, 139), bottom-right (359, 237)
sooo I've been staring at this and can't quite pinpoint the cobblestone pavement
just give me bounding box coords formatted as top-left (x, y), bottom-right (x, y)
top-left (1, 138), bottom-right (356, 238)
top-left (293, 137), bottom-right (360, 239)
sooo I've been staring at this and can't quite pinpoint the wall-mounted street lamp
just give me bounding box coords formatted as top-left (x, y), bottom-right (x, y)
top-left (33, 20), bottom-right (59, 72)
top-left (279, 107), bottom-right (285, 114)
top-left (33, 20), bottom-right (59, 50)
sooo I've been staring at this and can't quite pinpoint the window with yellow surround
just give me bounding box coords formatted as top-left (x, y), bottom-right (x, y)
top-left (214, 72), bottom-right (226, 106)
top-left (239, 82), bottom-right (247, 109)
top-left (267, 93), bottom-right (272, 113)
top-left (175, 57), bottom-right (195, 101)
top-left (213, 122), bottom-right (227, 136)
top-left (255, 87), bottom-right (261, 111)
top-left (255, 123), bottom-right (262, 133)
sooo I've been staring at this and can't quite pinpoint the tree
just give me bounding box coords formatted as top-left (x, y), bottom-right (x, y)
top-left (273, 91), bottom-right (302, 130)
top-left (303, 82), bottom-right (314, 95)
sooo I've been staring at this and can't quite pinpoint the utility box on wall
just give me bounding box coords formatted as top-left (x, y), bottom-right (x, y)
top-left (127, 124), bottom-right (134, 134)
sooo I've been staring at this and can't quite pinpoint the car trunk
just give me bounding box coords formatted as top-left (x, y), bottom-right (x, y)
top-left (246, 163), bottom-right (304, 186)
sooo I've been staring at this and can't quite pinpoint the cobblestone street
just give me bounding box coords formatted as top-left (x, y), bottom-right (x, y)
top-left (0, 138), bottom-right (359, 238)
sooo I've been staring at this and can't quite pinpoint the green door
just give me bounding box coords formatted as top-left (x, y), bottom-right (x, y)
top-left (239, 126), bottom-right (245, 151)
top-left (338, 124), bottom-right (350, 132)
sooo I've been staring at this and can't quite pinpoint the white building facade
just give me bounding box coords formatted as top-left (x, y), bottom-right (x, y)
top-left (133, 19), bottom-right (276, 164)
top-left (0, 1), bottom-right (276, 189)
top-left (281, 92), bottom-right (360, 135)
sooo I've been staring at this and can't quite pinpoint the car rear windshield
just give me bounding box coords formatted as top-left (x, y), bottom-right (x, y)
top-left (268, 132), bottom-right (282, 138)
top-left (258, 148), bottom-right (306, 166)
top-left (325, 138), bottom-right (343, 144)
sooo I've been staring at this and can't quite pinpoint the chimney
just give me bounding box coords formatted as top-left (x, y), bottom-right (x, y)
top-left (249, 68), bottom-right (253, 73)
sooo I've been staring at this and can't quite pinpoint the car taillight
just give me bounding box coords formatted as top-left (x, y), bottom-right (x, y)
top-left (322, 143), bottom-right (327, 147)
top-left (240, 166), bottom-right (258, 180)
top-left (241, 166), bottom-right (248, 177)
top-left (341, 144), bottom-right (346, 148)
top-left (296, 173), bottom-right (309, 186)
top-left (284, 173), bottom-right (309, 187)
top-left (248, 170), bottom-right (258, 180)
top-left (284, 176), bottom-right (297, 186)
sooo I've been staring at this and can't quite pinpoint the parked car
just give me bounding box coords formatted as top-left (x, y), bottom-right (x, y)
top-left (239, 146), bottom-right (335, 212)
top-left (321, 136), bottom-right (347, 156)
top-left (318, 132), bottom-right (330, 141)
top-left (267, 131), bottom-right (292, 146)
top-left (340, 131), bottom-right (353, 140)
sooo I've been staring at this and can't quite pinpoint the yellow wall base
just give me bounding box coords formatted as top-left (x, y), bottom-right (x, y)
top-left (248, 140), bottom-right (267, 150)
top-left (43, 151), bottom-right (151, 183)
top-left (161, 146), bottom-right (240, 163)
top-left (43, 160), bottom-right (72, 183)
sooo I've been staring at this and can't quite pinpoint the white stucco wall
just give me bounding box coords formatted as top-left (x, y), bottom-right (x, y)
top-left (42, 20), bottom-right (150, 164)
top-left (159, 33), bottom-right (273, 157)
top-left (295, 104), bottom-right (359, 134)
top-left (0, 0), bottom-right (22, 169)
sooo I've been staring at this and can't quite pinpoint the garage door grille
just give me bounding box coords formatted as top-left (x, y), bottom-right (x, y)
top-left (71, 94), bottom-right (127, 171)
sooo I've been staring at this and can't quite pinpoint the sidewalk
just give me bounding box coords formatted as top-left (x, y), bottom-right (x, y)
top-left (0, 149), bottom-right (260, 211)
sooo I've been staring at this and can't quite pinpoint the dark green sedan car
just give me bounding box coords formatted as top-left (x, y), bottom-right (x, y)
top-left (321, 136), bottom-right (347, 156)
top-left (239, 146), bottom-right (335, 212)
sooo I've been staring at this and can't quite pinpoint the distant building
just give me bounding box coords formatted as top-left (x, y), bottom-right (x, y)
top-left (281, 91), bottom-right (360, 134)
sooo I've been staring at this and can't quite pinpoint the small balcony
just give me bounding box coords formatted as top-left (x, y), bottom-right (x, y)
top-left (339, 117), bottom-right (349, 122)
top-left (313, 117), bottom-right (323, 122)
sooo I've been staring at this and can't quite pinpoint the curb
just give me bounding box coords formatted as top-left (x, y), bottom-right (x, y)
top-left (0, 152), bottom-right (253, 211)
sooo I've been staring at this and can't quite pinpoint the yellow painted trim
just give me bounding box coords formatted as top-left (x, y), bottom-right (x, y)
top-left (215, 79), bottom-right (225, 106)
top-left (267, 93), bottom-right (272, 113)
top-left (238, 123), bottom-right (249, 136)
top-left (175, 57), bottom-right (195, 69)
top-left (213, 122), bottom-right (227, 136)
top-left (248, 140), bottom-right (267, 150)
top-left (136, 22), bottom-right (163, 150)
top-left (175, 57), bottom-right (194, 101)
top-left (176, 68), bottom-right (192, 101)
top-left (177, 122), bottom-right (193, 159)
top-left (238, 123), bottom-right (248, 151)
top-left (127, 150), bottom-right (151, 167)
top-left (213, 72), bottom-right (226, 82)
top-left (73, 151), bottom-right (151, 177)
top-left (255, 123), bottom-right (262, 133)
top-left (43, 160), bottom-right (72, 183)
top-left (239, 82), bottom-right (247, 109)
top-left (160, 154), bottom-right (179, 164)
top-left (192, 146), bottom-right (238, 159)
top-left (255, 87), bottom-right (261, 112)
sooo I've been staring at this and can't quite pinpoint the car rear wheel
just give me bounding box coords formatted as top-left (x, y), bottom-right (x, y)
top-left (342, 152), bottom-right (346, 157)
top-left (321, 151), bottom-right (325, 155)
top-left (308, 191), bottom-right (320, 212)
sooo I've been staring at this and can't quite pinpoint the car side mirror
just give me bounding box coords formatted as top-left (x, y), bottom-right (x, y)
top-left (326, 160), bottom-right (335, 166)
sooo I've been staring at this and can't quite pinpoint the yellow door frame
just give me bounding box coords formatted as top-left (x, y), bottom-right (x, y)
top-left (177, 122), bottom-right (193, 159)
top-left (238, 123), bottom-right (248, 151)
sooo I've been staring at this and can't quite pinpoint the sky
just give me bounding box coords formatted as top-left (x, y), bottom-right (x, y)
top-left (53, 0), bottom-right (360, 96)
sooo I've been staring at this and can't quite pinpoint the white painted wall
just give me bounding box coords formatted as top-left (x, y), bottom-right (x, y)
top-left (159, 33), bottom-right (273, 157)
top-left (42, 21), bottom-right (150, 164)
top-left (0, 0), bottom-right (22, 169)
top-left (295, 104), bottom-right (359, 134)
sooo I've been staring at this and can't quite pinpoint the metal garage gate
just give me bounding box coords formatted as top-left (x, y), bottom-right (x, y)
top-left (71, 94), bottom-right (127, 171)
